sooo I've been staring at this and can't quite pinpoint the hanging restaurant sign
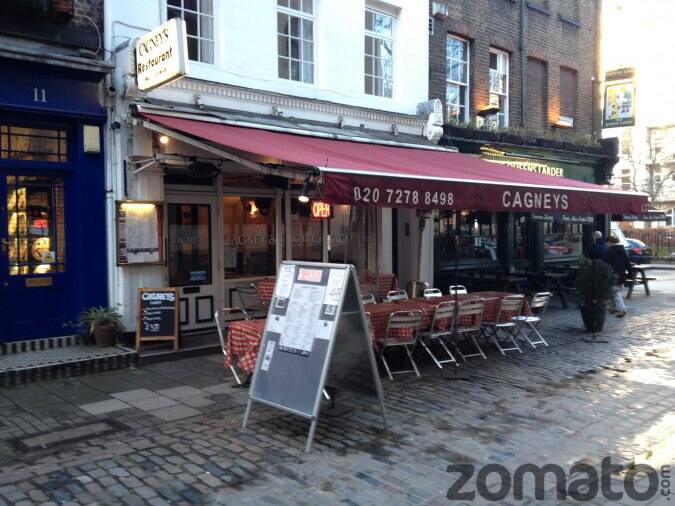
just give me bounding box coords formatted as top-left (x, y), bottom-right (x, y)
top-left (310, 201), bottom-right (332, 219)
top-left (603, 81), bottom-right (636, 128)
top-left (135, 18), bottom-right (189, 91)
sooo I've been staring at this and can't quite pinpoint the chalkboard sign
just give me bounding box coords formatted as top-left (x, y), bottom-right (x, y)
top-left (242, 262), bottom-right (386, 453)
top-left (136, 288), bottom-right (179, 352)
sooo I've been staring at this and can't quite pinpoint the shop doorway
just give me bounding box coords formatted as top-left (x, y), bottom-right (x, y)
top-left (0, 172), bottom-right (74, 341)
top-left (166, 192), bottom-right (222, 333)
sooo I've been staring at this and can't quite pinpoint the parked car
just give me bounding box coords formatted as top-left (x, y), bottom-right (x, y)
top-left (626, 238), bottom-right (653, 264)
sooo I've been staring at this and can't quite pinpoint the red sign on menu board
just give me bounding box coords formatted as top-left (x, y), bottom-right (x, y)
top-left (311, 201), bottom-right (332, 219)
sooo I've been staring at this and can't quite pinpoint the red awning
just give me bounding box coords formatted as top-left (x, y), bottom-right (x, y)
top-left (141, 113), bottom-right (648, 214)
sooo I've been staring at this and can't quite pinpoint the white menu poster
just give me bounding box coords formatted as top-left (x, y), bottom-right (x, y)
top-left (278, 283), bottom-right (326, 356)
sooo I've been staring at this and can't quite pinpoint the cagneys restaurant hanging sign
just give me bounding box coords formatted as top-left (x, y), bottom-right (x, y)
top-left (135, 18), bottom-right (189, 91)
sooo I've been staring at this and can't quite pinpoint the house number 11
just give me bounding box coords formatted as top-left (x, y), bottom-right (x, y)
top-left (33, 88), bottom-right (47, 103)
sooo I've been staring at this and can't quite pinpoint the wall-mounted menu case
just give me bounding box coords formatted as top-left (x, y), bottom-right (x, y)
top-left (116, 201), bottom-right (164, 265)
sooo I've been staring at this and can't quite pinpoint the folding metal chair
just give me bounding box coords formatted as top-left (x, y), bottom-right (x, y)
top-left (236, 283), bottom-right (268, 319)
top-left (385, 289), bottom-right (409, 302)
top-left (416, 301), bottom-right (458, 368)
top-left (453, 298), bottom-right (487, 360)
top-left (513, 292), bottom-right (551, 349)
top-left (482, 295), bottom-right (525, 355)
top-left (449, 285), bottom-right (468, 295)
top-left (423, 288), bottom-right (443, 299)
top-left (214, 307), bottom-right (250, 385)
top-left (361, 293), bottom-right (376, 305)
top-left (378, 310), bottom-right (422, 380)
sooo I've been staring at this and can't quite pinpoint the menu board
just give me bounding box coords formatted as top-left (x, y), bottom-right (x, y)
top-left (243, 261), bottom-right (386, 453)
top-left (117, 201), bottom-right (164, 265)
top-left (135, 288), bottom-right (179, 352)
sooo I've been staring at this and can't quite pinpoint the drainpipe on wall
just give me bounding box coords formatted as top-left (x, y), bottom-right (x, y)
top-left (520, 0), bottom-right (526, 128)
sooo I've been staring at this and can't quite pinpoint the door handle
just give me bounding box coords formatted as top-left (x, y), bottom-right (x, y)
top-left (0, 238), bottom-right (8, 254)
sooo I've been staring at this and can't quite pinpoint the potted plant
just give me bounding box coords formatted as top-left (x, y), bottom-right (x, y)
top-left (575, 257), bottom-right (617, 332)
top-left (79, 306), bottom-right (122, 347)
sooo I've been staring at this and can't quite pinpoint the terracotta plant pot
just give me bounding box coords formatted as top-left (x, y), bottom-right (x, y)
top-left (93, 324), bottom-right (117, 347)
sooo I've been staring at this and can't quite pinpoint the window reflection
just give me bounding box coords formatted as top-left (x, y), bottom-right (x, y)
top-left (544, 223), bottom-right (583, 257)
top-left (435, 210), bottom-right (498, 263)
top-left (168, 204), bottom-right (211, 286)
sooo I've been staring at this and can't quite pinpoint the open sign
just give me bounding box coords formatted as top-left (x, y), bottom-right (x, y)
top-left (310, 201), bottom-right (332, 219)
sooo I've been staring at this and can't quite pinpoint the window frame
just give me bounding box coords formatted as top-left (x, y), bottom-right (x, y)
top-left (166, 0), bottom-right (215, 65)
top-left (364, 7), bottom-right (396, 98)
top-left (277, 0), bottom-right (316, 84)
top-left (488, 48), bottom-right (509, 129)
top-left (446, 34), bottom-right (470, 124)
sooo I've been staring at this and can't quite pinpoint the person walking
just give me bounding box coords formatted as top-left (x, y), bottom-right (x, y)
top-left (604, 234), bottom-right (632, 318)
top-left (589, 230), bottom-right (608, 259)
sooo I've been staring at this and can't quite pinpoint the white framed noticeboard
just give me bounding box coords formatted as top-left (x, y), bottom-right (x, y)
top-left (243, 261), bottom-right (387, 453)
top-left (116, 201), bottom-right (164, 265)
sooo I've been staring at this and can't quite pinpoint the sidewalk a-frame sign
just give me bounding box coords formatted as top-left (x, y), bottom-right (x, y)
top-left (242, 261), bottom-right (387, 453)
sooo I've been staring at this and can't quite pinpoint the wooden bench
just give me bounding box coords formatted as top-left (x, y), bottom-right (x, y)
top-left (624, 272), bottom-right (656, 298)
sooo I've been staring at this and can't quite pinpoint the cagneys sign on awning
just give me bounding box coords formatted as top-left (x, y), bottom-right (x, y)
top-left (135, 18), bottom-right (189, 91)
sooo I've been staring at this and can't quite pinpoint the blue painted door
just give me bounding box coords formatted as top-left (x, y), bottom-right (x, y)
top-left (0, 171), bottom-right (76, 341)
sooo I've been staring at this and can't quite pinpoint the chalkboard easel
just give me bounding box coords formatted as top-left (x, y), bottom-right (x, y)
top-left (242, 261), bottom-right (387, 453)
top-left (136, 288), bottom-right (179, 352)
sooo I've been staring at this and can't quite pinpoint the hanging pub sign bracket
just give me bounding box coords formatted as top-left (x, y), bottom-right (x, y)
top-left (242, 261), bottom-right (387, 453)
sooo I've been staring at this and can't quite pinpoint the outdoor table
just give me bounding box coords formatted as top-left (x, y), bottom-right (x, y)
top-left (626, 264), bottom-right (655, 298)
top-left (519, 271), bottom-right (570, 308)
top-left (257, 278), bottom-right (276, 304)
top-left (224, 318), bottom-right (267, 375)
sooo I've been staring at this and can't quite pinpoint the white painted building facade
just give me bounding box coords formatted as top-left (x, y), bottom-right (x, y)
top-left (103, 0), bottom-right (433, 334)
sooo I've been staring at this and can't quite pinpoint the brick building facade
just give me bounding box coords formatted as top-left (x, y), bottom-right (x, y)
top-left (429, 0), bottom-right (601, 140)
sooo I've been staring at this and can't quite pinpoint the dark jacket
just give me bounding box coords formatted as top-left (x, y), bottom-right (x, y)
top-left (605, 244), bottom-right (632, 284)
top-left (590, 239), bottom-right (608, 260)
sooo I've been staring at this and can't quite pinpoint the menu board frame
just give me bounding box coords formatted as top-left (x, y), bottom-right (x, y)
top-left (135, 287), bottom-right (179, 352)
top-left (116, 200), bottom-right (165, 266)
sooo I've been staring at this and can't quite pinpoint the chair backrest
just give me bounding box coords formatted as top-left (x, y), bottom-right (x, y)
top-left (385, 289), bottom-right (409, 302)
top-left (530, 292), bottom-right (552, 315)
top-left (214, 307), bottom-right (249, 354)
top-left (361, 293), bottom-right (376, 305)
top-left (449, 285), bottom-right (468, 295)
top-left (423, 288), bottom-right (443, 299)
top-left (496, 294), bottom-right (525, 323)
top-left (431, 300), bottom-right (455, 331)
top-left (385, 310), bottom-right (422, 340)
top-left (236, 283), bottom-right (261, 309)
top-left (455, 298), bottom-right (485, 328)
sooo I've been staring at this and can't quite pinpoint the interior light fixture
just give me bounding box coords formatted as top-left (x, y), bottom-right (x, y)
top-left (248, 200), bottom-right (259, 216)
top-left (159, 135), bottom-right (170, 144)
top-left (298, 177), bottom-right (311, 203)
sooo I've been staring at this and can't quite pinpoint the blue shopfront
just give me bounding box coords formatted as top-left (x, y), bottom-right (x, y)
top-left (0, 59), bottom-right (108, 342)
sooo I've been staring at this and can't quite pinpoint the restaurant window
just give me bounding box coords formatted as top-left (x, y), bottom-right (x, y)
top-left (277, 0), bottom-right (314, 83)
top-left (168, 203), bottom-right (211, 286)
top-left (365, 8), bottom-right (394, 98)
top-left (6, 175), bottom-right (66, 275)
top-left (1, 125), bottom-right (67, 162)
top-left (514, 213), bottom-right (528, 267)
top-left (560, 67), bottom-right (577, 122)
top-left (285, 199), bottom-right (322, 261)
top-left (434, 210), bottom-right (498, 264)
top-left (488, 48), bottom-right (509, 129)
top-left (167, 0), bottom-right (214, 64)
top-left (446, 35), bottom-right (470, 123)
top-left (328, 205), bottom-right (376, 273)
top-left (544, 222), bottom-right (583, 258)
top-left (223, 196), bottom-right (276, 279)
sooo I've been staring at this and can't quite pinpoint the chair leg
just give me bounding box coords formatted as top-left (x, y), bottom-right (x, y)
top-left (404, 344), bottom-right (421, 377)
top-left (379, 348), bottom-right (395, 381)
top-left (420, 338), bottom-right (444, 369)
top-left (438, 338), bottom-right (459, 367)
top-left (521, 322), bottom-right (548, 348)
top-left (453, 332), bottom-right (487, 360)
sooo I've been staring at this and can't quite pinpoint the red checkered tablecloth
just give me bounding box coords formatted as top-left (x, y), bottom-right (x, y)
top-left (224, 319), bottom-right (266, 374)
top-left (257, 278), bottom-right (276, 304)
top-left (362, 272), bottom-right (400, 299)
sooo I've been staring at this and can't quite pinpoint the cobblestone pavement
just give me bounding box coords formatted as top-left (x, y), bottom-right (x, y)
top-left (0, 272), bottom-right (673, 505)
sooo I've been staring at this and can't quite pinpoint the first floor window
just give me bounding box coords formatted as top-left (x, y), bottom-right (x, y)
top-left (364, 8), bottom-right (394, 97)
top-left (277, 0), bottom-right (314, 83)
top-left (488, 48), bottom-right (509, 129)
top-left (446, 35), bottom-right (470, 123)
top-left (167, 0), bottom-right (214, 64)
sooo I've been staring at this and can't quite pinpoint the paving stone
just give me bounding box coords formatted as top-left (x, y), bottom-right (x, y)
top-left (110, 389), bottom-right (157, 402)
top-left (179, 395), bottom-right (215, 408)
top-left (77, 399), bottom-right (131, 415)
top-left (148, 405), bottom-right (202, 421)
top-left (155, 386), bottom-right (205, 399)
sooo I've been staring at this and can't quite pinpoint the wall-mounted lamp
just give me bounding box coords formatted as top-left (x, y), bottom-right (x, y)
top-left (248, 200), bottom-right (259, 216)
top-left (552, 116), bottom-right (574, 129)
top-left (159, 135), bottom-right (170, 144)
top-left (298, 178), bottom-right (311, 203)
